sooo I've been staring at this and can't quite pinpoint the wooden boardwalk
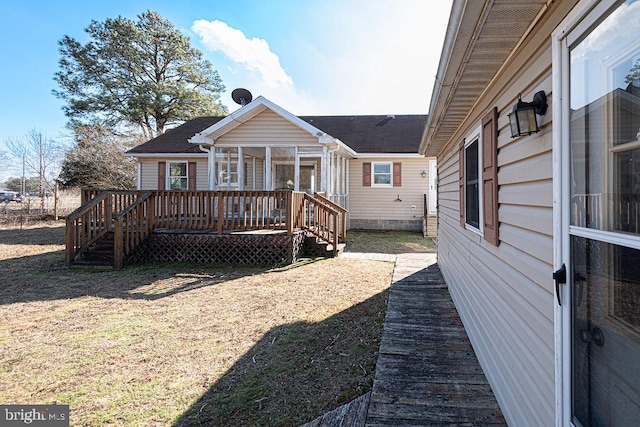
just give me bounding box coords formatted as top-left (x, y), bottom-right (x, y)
top-left (365, 253), bottom-right (505, 426)
top-left (302, 392), bottom-right (371, 427)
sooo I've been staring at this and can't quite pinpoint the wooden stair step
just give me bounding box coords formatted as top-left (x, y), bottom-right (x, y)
top-left (71, 259), bottom-right (114, 269)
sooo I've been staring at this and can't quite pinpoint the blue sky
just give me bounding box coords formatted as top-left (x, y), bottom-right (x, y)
top-left (0, 0), bottom-right (451, 180)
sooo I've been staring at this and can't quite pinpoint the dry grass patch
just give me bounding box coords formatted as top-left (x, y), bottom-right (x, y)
top-left (346, 230), bottom-right (436, 254)
top-left (0, 222), bottom-right (394, 426)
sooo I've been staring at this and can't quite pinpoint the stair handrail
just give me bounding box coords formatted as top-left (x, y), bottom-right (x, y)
top-left (313, 192), bottom-right (347, 241)
top-left (313, 192), bottom-right (347, 214)
top-left (112, 191), bottom-right (154, 269)
top-left (65, 192), bottom-right (112, 266)
top-left (300, 193), bottom-right (343, 256)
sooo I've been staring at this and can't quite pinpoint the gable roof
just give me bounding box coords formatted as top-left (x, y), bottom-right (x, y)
top-left (189, 96), bottom-right (334, 144)
top-left (128, 110), bottom-right (427, 155)
top-left (300, 115), bottom-right (427, 153)
top-left (128, 116), bottom-right (225, 154)
top-left (420, 0), bottom-right (548, 156)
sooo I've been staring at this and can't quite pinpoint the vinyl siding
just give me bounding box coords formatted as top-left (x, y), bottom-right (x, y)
top-left (215, 109), bottom-right (318, 146)
top-left (139, 158), bottom-right (208, 190)
top-left (349, 157), bottom-right (432, 222)
top-left (434, 1), bottom-right (577, 425)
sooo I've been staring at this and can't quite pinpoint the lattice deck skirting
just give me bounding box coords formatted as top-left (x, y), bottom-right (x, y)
top-left (134, 230), bottom-right (306, 265)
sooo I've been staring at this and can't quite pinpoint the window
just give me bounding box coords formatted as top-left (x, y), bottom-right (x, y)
top-left (157, 161), bottom-right (196, 190)
top-left (465, 138), bottom-right (480, 229)
top-left (363, 162), bottom-right (401, 187)
top-left (459, 107), bottom-right (499, 244)
top-left (169, 162), bottom-right (188, 190)
top-left (372, 162), bottom-right (392, 187)
top-left (217, 160), bottom-right (238, 188)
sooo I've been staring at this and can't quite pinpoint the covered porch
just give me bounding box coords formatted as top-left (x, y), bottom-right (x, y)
top-left (184, 96), bottom-right (355, 214)
top-left (202, 144), bottom-right (351, 212)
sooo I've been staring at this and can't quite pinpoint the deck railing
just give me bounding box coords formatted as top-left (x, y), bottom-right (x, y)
top-left (67, 190), bottom-right (345, 267)
top-left (285, 193), bottom-right (345, 256)
top-left (113, 191), bottom-right (154, 269)
top-left (65, 192), bottom-right (113, 265)
top-left (312, 192), bottom-right (347, 244)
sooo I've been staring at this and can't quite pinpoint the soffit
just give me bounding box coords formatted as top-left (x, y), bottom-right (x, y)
top-left (422, 0), bottom-right (547, 156)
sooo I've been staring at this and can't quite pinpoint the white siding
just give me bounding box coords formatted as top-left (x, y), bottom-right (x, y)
top-left (216, 109), bottom-right (318, 146)
top-left (434, 2), bottom-right (577, 425)
top-left (349, 157), bottom-right (431, 221)
top-left (138, 157), bottom-right (208, 190)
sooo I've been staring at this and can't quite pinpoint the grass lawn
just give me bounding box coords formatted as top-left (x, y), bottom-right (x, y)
top-left (346, 230), bottom-right (436, 254)
top-left (0, 222), bottom-right (394, 426)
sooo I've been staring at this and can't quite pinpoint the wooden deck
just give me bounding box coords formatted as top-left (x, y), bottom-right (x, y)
top-left (66, 190), bottom-right (347, 268)
top-left (365, 253), bottom-right (505, 426)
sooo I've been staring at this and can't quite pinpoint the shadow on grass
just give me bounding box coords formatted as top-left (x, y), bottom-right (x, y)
top-left (0, 224), bottom-right (332, 305)
top-left (0, 250), bottom-right (272, 305)
top-left (0, 225), bottom-right (66, 246)
top-left (173, 288), bottom-right (390, 427)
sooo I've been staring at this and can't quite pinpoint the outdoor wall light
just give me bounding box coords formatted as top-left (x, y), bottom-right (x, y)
top-left (421, 170), bottom-right (427, 178)
top-left (508, 91), bottom-right (548, 138)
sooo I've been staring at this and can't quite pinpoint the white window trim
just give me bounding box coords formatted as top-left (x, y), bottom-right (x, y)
top-left (464, 126), bottom-right (483, 235)
top-left (217, 158), bottom-right (239, 189)
top-left (371, 161), bottom-right (393, 188)
top-left (167, 161), bottom-right (188, 190)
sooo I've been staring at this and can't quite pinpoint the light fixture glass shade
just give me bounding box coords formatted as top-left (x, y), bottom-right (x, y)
top-left (508, 105), bottom-right (539, 137)
top-left (508, 91), bottom-right (547, 138)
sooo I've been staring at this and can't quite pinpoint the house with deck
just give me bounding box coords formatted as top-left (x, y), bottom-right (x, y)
top-left (422, 0), bottom-right (640, 425)
top-left (66, 96), bottom-right (436, 269)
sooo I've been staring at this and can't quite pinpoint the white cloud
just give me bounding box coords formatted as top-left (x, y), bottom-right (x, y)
top-left (191, 1), bottom-right (452, 116)
top-left (192, 20), bottom-right (293, 89)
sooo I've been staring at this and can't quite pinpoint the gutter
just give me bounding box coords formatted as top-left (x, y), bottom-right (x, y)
top-left (419, 0), bottom-right (469, 156)
top-left (420, 0), bottom-right (553, 157)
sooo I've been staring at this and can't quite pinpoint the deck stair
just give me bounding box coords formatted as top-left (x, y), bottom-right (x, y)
top-left (72, 231), bottom-right (117, 268)
top-left (304, 232), bottom-right (346, 257)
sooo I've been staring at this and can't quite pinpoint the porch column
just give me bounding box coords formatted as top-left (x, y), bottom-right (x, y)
top-left (345, 157), bottom-right (350, 199)
top-left (321, 146), bottom-right (328, 193)
top-left (294, 147), bottom-right (300, 191)
top-left (265, 146), bottom-right (272, 190)
top-left (330, 152), bottom-right (336, 195)
top-left (252, 157), bottom-right (256, 190)
top-left (342, 156), bottom-right (347, 194)
top-left (238, 146), bottom-right (244, 191)
top-left (208, 147), bottom-right (215, 190)
top-left (226, 153), bottom-right (231, 190)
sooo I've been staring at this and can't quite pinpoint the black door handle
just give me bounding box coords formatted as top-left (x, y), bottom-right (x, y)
top-left (553, 264), bottom-right (566, 306)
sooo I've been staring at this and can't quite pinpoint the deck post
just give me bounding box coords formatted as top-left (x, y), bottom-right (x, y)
top-left (65, 218), bottom-right (74, 266)
top-left (333, 213), bottom-right (339, 256)
top-left (217, 192), bottom-right (224, 234)
top-left (146, 196), bottom-right (155, 233)
top-left (114, 219), bottom-right (123, 270)
top-left (105, 193), bottom-right (112, 230)
top-left (287, 191), bottom-right (294, 234)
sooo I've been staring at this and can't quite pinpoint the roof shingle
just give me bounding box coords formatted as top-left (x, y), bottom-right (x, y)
top-left (127, 114), bottom-right (427, 154)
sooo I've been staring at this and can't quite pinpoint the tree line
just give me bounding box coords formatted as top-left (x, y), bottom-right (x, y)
top-left (2, 10), bottom-right (228, 191)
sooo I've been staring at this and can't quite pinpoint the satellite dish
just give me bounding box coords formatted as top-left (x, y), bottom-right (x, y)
top-left (232, 88), bottom-right (253, 106)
